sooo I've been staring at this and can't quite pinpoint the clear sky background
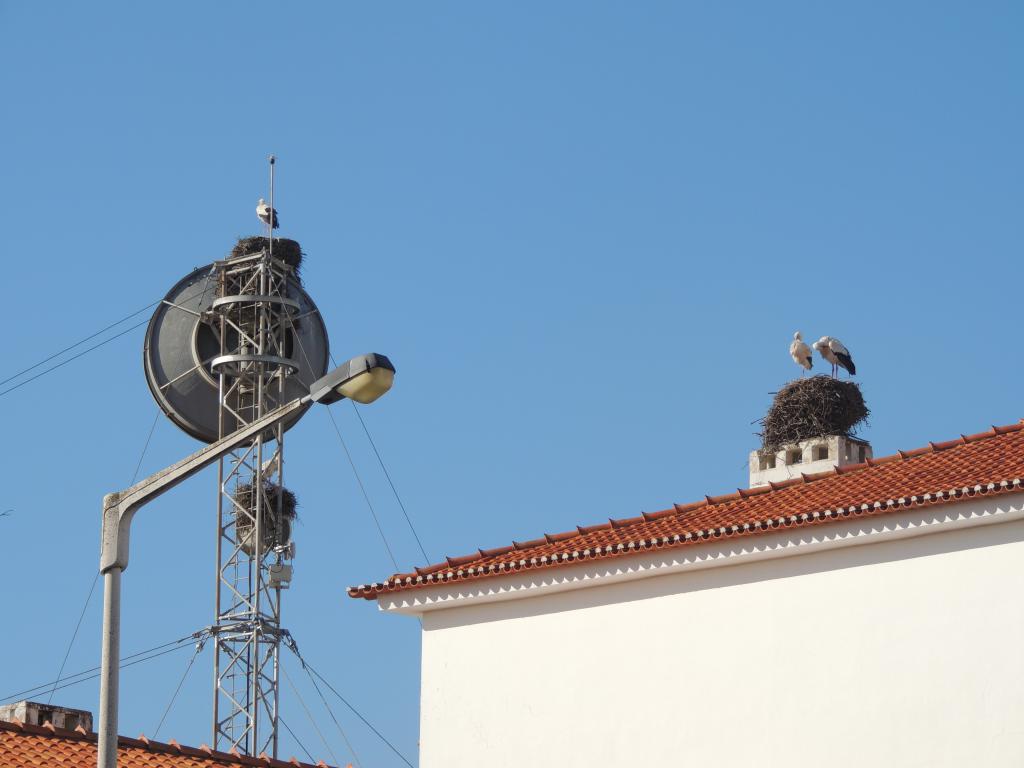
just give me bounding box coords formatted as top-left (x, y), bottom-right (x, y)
top-left (0, 2), bottom-right (1020, 766)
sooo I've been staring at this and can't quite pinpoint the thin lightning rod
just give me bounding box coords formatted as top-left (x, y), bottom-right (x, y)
top-left (268, 155), bottom-right (276, 259)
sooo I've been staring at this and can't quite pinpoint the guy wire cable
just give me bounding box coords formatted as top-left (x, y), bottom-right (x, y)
top-left (153, 634), bottom-right (207, 739)
top-left (282, 666), bottom-right (342, 768)
top-left (348, 398), bottom-right (431, 564)
top-left (279, 717), bottom-right (316, 764)
top-left (300, 661), bottom-right (363, 768)
top-left (283, 639), bottom-right (414, 768)
top-left (46, 410), bottom-right (162, 704)
top-left (284, 313), bottom-right (402, 573)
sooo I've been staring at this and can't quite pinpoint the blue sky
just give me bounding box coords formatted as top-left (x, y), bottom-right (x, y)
top-left (0, 2), bottom-right (1021, 765)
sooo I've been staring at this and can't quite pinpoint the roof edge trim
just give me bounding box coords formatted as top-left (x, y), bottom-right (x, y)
top-left (374, 493), bottom-right (1024, 615)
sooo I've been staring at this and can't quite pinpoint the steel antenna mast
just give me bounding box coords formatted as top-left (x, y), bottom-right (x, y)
top-left (143, 155), bottom-right (333, 759)
top-left (209, 154), bottom-right (295, 757)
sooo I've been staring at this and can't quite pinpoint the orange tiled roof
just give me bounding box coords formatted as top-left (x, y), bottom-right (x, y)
top-left (0, 719), bottom-right (333, 768)
top-left (348, 421), bottom-right (1024, 600)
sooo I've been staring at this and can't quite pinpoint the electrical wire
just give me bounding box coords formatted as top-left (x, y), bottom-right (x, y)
top-left (348, 400), bottom-right (431, 565)
top-left (2, 638), bottom-right (192, 702)
top-left (0, 317), bottom-right (152, 399)
top-left (0, 300), bottom-right (159, 389)
top-left (153, 636), bottom-right (206, 739)
top-left (285, 321), bottom-right (400, 573)
top-left (283, 666), bottom-right (342, 768)
top-left (301, 662), bottom-right (363, 768)
top-left (45, 410), bottom-right (162, 704)
top-left (324, 407), bottom-right (400, 573)
top-left (279, 717), bottom-right (316, 764)
top-left (307, 664), bottom-right (414, 768)
top-left (128, 412), bottom-right (161, 485)
top-left (283, 642), bottom-right (414, 768)
top-left (45, 574), bottom-right (100, 705)
top-left (0, 272), bottom-right (214, 403)
top-left (1, 635), bottom-right (198, 704)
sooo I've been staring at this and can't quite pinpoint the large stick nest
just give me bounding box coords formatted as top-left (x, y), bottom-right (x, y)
top-left (233, 481), bottom-right (298, 555)
top-left (759, 375), bottom-right (869, 452)
top-left (231, 236), bottom-right (303, 276)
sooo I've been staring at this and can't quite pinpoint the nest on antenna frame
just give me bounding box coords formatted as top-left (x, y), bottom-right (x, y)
top-left (231, 236), bottom-right (303, 276)
top-left (758, 375), bottom-right (869, 453)
top-left (233, 480), bottom-right (298, 555)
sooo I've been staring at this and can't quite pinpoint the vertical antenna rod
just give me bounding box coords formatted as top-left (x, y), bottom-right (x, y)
top-left (268, 155), bottom-right (275, 260)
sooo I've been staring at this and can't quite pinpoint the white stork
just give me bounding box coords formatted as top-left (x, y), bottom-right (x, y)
top-left (256, 198), bottom-right (279, 231)
top-left (790, 331), bottom-right (813, 375)
top-left (813, 336), bottom-right (856, 377)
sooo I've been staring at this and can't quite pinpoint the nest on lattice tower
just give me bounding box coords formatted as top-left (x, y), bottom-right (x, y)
top-left (233, 481), bottom-right (298, 556)
top-left (758, 375), bottom-right (869, 453)
top-left (230, 236), bottom-right (303, 277)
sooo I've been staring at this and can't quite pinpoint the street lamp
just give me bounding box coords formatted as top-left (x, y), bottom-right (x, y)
top-left (97, 353), bottom-right (395, 768)
top-left (308, 353), bottom-right (395, 405)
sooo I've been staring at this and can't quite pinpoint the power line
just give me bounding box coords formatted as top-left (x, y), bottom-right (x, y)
top-left (0, 317), bottom-right (151, 399)
top-left (153, 637), bottom-right (206, 739)
top-left (283, 666), bottom-right (341, 768)
top-left (308, 664), bottom-right (414, 768)
top-left (283, 642), bottom-right (414, 768)
top-left (286, 324), bottom-right (403, 574)
top-left (1, 635), bottom-right (198, 705)
top-left (129, 412), bottom-right (161, 485)
top-left (46, 574), bottom-right (100, 705)
top-left (348, 400), bottom-right (431, 565)
top-left (0, 280), bottom-right (211, 403)
top-left (46, 410), bottom-right (162, 704)
top-left (324, 407), bottom-right (400, 573)
top-left (279, 717), bottom-right (316, 764)
top-left (300, 661), bottom-right (363, 768)
top-left (2, 639), bottom-right (193, 703)
top-left (0, 300), bottom-right (159, 389)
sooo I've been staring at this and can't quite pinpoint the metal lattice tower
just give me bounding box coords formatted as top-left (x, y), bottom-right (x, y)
top-left (144, 159), bottom-right (332, 761)
top-left (209, 247), bottom-right (297, 756)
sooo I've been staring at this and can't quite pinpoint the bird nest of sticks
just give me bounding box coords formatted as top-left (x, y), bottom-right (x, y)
top-left (230, 236), bottom-right (303, 275)
top-left (758, 375), bottom-right (869, 452)
top-left (233, 481), bottom-right (298, 555)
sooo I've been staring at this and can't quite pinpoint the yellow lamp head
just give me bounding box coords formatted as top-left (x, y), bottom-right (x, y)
top-left (309, 353), bottom-right (396, 406)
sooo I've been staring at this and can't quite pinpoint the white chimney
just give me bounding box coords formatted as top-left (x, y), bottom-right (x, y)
top-left (0, 700), bottom-right (93, 732)
top-left (749, 435), bottom-right (872, 488)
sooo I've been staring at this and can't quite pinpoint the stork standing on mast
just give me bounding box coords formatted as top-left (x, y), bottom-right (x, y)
top-left (256, 197), bottom-right (278, 233)
top-left (813, 335), bottom-right (856, 377)
top-left (790, 332), bottom-right (813, 375)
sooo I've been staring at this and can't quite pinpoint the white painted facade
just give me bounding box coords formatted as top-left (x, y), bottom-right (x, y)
top-left (380, 494), bottom-right (1024, 767)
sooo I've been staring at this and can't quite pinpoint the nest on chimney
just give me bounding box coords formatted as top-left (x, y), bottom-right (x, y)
top-left (230, 236), bottom-right (303, 277)
top-left (758, 375), bottom-right (869, 453)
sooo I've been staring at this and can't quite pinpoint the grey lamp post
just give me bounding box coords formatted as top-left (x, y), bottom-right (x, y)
top-left (96, 354), bottom-right (395, 768)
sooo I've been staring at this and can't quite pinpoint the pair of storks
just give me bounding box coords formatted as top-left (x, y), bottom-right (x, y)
top-left (258, 197), bottom-right (859, 383)
top-left (790, 332), bottom-right (856, 377)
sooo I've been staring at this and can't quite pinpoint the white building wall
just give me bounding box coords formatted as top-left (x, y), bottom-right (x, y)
top-left (417, 516), bottom-right (1024, 767)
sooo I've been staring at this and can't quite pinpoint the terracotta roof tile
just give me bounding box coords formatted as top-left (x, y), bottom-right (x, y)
top-left (0, 720), bottom-right (332, 768)
top-left (348, 421), bottom-right (1024, 601)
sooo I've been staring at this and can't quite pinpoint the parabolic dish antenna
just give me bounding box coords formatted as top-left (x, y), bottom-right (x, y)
top-left (143, 264), bottom-right (329, 443)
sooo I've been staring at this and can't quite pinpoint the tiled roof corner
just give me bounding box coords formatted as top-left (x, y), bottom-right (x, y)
top-left (0, 718), bottom-right (333, 768)
top-left (349, 420), bottom-right (1024, 601)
